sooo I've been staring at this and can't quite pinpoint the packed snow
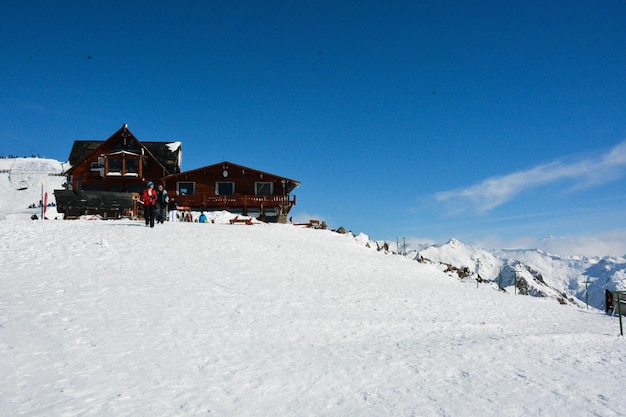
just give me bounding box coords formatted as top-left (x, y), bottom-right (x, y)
top-left (1, 158), bottom-right (626, 416)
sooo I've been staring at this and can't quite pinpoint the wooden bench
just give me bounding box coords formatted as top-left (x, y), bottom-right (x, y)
top-left (229, 215), bottom-right (254, 225)
top-left (293, 219), bottom-right (327, 229)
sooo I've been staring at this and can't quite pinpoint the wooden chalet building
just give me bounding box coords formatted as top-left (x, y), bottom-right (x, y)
top-left (164, 162), bottom-right (299, 222)
top-left (56, 125), bottom-right (300, 221)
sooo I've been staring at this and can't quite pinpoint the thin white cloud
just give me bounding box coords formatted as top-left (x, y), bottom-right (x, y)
top-left (0, 98), bottom-right (50, 115)
top-left (475, 231), bottom-right (626, 258)
top-left (434, 141), bottom-right (626, 213)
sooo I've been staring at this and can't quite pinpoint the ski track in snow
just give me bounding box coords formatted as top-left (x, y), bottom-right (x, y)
top-left (1, 220), bottom-right (625, 416)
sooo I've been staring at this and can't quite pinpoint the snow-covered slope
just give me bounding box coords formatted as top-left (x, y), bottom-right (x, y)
top-left (0, 157), bottom-right (65, 220)
top-left (2, 157), bottom-right (625, 310)
top-left (1, 220), bottom-right (625, 416)
top-left (1, 159), bottom-right (626, 415)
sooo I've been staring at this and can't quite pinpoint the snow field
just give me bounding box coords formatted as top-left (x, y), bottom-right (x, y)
top-left (1, 220), bottom-right (625, 416)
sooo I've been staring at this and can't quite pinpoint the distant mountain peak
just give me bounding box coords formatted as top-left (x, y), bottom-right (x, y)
top-left (447, 238), bottom-right (462, 246)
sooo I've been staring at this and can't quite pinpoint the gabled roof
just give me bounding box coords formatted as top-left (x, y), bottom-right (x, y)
top-left (143, 142), bottom-right (181, 175)
top-left (164, 160), bottom-right (301, 192)
top-left (68, 141), bottom-right (101, 166)
top-left (167, 160), bottom-right (300, 183)
top-left (66, 125), bottom-right (181, 175)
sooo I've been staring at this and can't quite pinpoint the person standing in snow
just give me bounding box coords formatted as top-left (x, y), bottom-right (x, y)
top-left (142, 181), bottom-right (157, 227)
top-left (168, 197), bottom-right (177, 222)
top-left (155, 183), bottom-right (168, 224)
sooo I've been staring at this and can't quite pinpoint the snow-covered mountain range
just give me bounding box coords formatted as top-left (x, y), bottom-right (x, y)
top-left (411, 238), bottom-right (626, 310)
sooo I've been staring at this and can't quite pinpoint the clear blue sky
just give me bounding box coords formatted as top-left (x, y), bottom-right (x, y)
top-left (2, 1), bottom-right (626, 255)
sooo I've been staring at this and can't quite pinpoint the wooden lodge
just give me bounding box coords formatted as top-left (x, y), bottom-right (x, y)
top-left (56, 125), bottom-right (300, 221)
top-left (163, 161), bottom-right (298, 222)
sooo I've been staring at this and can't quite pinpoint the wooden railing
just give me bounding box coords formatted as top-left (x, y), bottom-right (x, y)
top-left (172, 194), bottom-right (296, 212)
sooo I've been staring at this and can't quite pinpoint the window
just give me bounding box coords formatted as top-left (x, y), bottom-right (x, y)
top-left (177, 181), bottom-right (195, 196)
top-left (255, 182), bottom-right (273, 195)
top-left (112, 137), bottom-right (139, 152)
top-left (108, 158), bottom-right (122, 173)
top-left (104, 150), bottom-right (141, 176)
top-left (90, 157), bottom-right (104, 171)
top-left (126, 159), bottom-right (139, 174)
top-left (216, 182), bottom-right (235, 195)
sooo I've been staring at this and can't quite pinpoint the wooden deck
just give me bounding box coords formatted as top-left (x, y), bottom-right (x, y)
top-left (172, 194), bottom-right (296, 212)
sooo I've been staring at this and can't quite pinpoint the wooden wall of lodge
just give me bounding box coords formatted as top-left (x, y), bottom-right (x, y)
top-left (162, 165), bottom-right (297, 213)
top-left (164, 165), bottom-right (292, 197)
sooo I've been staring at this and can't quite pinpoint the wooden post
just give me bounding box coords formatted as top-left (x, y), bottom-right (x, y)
top-left (617, 291), bottom-right (625, 337)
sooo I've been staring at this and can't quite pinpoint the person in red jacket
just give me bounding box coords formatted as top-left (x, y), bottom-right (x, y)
top-left (142, 181), bottom-right (157, 227)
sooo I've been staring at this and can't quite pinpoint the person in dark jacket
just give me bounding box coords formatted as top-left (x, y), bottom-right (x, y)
top-left (142, 181), bottom-right (157, 227)
top-left (168, 198), bottom-right (178, 222)
top-left (155, 183), bottom-right (168, 224)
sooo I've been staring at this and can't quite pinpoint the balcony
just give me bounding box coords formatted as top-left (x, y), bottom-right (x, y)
top-left (173, 194), bottom-right (297, 213)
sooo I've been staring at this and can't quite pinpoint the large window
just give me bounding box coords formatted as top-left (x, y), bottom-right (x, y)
top-left (108, 158), bottom-right (122, 173)
top-left (105, 155), bottom-right (141, 176)
top-left (255, 182), bottom-right (273, 195)
top-left (216, 182), bottom-right (235, 195)
top-left (177, 182), bottom-right (196, 196)
top-left (126, 159), bottom-right (139, 174)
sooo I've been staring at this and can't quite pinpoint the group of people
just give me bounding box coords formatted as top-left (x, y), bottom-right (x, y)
top-left (142, 181), bottom-right (178, 227)
top-left (28, 201), bottom-right (56, 209)
top-left (143, 181), bottom-right (217, 226)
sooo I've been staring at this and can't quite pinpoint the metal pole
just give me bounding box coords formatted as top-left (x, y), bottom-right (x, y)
top-left (618, 291), bottom-right (624, 337)
top-left (583, 280), bottom-right (595, 309)
top-left (475, 259), bottom-right (480, 289)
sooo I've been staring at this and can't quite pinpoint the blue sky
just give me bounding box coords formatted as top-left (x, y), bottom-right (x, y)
top-left (2, 1), bottom-right (626, 255)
